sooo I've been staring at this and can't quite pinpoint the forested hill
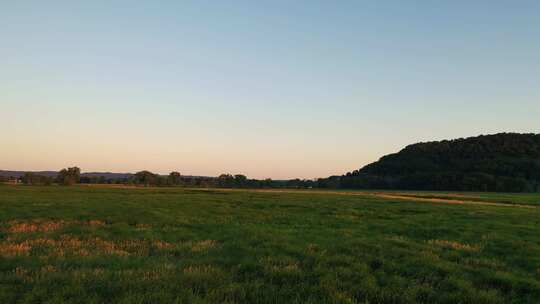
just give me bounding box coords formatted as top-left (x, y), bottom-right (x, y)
top-left (328, 133), bottom-right (540, 192)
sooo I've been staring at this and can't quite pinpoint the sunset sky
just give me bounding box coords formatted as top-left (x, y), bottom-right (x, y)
top-left (2, 1), bottom-right (539, 179)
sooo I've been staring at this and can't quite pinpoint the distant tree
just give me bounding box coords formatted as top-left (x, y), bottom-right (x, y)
top-left (22, 172), bottom-right (52, 186)
top-left (155, 175), bottom-right (168, 186)
top-left (234, 174), bottom-right (247, 187)
top-left (168, 171), bottom-right (182, 185)
top-left (262, 178), bottom-right (273, 188)
top-left (134, 170), bottom-right (157, 186)
top-left (57, 167), bottom-right (80, 185)
top-left (22, 172), bottom-right (36, 185)
top-left (217, 174), bottom-right (235, 188)
top-left (42, 176), bottom-right (53, 186)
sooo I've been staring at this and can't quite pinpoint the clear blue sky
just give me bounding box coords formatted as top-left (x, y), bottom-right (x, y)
top-left (1, 1), bottom-right (539, 179)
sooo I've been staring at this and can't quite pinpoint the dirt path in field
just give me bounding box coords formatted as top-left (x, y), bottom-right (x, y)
top-left (362, 192), bottom-right (538, 208)
top-left (193, 188), bottom-right (538, 209)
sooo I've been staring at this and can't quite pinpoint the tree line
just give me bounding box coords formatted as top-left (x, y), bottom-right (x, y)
top-left (18, 167), bottom-right (81, 186)
top-left (9, 133), bottom-right (540, 192)
top-left (15, 167), bottom-right (317, 189)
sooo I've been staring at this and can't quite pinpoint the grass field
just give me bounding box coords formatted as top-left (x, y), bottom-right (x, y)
top-left (1, 186), bottom-right (539, 303)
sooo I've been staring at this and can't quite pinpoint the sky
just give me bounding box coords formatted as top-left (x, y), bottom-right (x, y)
top-left (1, 1), bottom-right (539, 179)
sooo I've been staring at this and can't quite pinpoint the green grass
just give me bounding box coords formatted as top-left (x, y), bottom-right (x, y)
top-left (0, 186), bottom-right (539, 303)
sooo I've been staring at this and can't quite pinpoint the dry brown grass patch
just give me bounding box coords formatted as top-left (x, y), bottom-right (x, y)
top-left (183, 265), bottom-right (221, 276)
top-left (0, 243), bottom-right (32, 257)
top-left (428, 239), bottom-right (482, 252)
top-left (153, 240), bottom-right (173, 250)
top-left (260, 257), bottom-right (300, 273)
top-left (6, 220), bottom-right (70, 233)
top-left (464, 257), bottom-right (504, 269)
top-left (87, 220), bottom-right (106, 227)
top-left (3, 219), bottom-right (112, 235)
top-left (135, 223), bottom-right (151, 230)
top-left (0, 235), bottom-right (174, 257)
top-left (191, 240), bottom-right (217, 252)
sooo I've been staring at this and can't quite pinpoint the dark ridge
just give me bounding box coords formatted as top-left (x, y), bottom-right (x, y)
top-left (322, 133), bottom-right (540, 192)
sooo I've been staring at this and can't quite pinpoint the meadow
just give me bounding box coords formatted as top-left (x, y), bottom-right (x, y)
top-left (0, 186), bottom-right (539, 303)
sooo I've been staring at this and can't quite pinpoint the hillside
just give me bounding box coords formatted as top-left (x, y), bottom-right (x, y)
top-left (336, 133), bottom-right (540, 192)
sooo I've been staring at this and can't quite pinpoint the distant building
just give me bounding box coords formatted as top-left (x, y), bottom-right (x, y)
top-left (6, 177), bottom-right (21, 185)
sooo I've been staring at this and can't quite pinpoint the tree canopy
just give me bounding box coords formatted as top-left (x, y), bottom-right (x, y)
top-left (57, 167), bottom-right (81, 185)
top-left (323, 133), bottom-right (540, 192)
